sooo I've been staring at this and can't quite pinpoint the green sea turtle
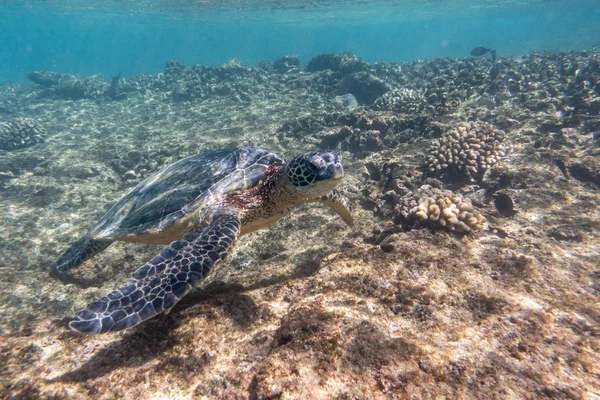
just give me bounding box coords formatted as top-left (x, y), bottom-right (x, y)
top-left (56, 147), bottom-right (352, 333)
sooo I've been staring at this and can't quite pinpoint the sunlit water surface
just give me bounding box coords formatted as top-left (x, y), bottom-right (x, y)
top-left (0, 0), bottom-right (599, 82)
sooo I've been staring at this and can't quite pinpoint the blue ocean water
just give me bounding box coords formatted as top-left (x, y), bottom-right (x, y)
top-left (1, 0), bottom-right (599, 82)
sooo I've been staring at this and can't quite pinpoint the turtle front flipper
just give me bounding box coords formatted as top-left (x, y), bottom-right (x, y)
top-left (55, 234), bottom-right (111, 272)
top-left (319, 189), bottom-right (353, 227)
top-left (69, 212), bottom-right (241, 334)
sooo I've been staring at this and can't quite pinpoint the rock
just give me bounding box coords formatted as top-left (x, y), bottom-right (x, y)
top-left (593, 131), bottom-right (600, 147)
top-left (0, 171), bottom-right (14, 183)
top-left (339, 72), bottom-right (389, 105)
top-left (26, 71), bottom-right (65, 87)
top-left (341, 129), bottom-right (384, 154)
top-left (123, 170), bottom-right (138, 180)
top-left (475, 95), bottom-right (497, 110)
top-left (334, 94), bottom-right (358, 112)
top-left (494, 193), bottom-right (516, 217)
top-left (27, 70), bottom-right (110, 100)
top-left (214, 59), bottom-right (248, 80)
top-left (379, 241), bottom-right (395, 253)
top-left (546, 226), bottom-right (583, 242)
top-left (273, 55), bottom-right (300, 73)
top-left (566, 158), bottom-right (600, 187)
top-left (306, 52), bottom-right (368, 75)
top-left (165, 60), bottom-right (186, 77)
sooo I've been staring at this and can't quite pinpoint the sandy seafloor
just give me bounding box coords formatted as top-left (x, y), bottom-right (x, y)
top-left (0, 51), bottom-right (599, 399)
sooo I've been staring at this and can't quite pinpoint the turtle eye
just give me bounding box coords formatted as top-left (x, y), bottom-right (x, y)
top-left (308, 155), bottom-right (326, 171)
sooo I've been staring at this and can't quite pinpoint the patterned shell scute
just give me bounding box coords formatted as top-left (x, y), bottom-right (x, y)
top-left (92, 147), bottom-right (282, 239)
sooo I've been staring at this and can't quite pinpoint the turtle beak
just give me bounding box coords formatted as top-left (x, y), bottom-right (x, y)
top-left (332, 163), bottom-right (344, 180)
top-left (331, 152), bottom-right (344, 180)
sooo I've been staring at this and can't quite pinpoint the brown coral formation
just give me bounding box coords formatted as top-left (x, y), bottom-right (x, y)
top-left (395, 185), bottom-right (488, 232)
top-left (0, 117), bottom-right (45, 151)
top-left (425, 121), bottom-right (509, 178)
top-left (372, 88), bottom-right (428, 114)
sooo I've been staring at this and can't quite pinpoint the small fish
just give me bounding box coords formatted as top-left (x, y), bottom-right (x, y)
top-left (471, 47), bottom-right (497, 61)
top-left (470, 47), bottom-right (491, 56)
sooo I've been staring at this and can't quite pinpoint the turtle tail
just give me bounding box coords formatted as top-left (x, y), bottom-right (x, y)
top-left (55, 233), bottom-right (111, 272)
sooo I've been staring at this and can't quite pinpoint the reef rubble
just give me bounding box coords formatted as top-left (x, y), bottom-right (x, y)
top-left (0, 50), bottom-right (599, 399)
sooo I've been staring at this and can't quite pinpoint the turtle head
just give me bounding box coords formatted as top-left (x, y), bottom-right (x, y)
top-left (285, 150), bottom-right (344, 195)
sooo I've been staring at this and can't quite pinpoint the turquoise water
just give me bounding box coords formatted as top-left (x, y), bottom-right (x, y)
top-left (1, 0), bottom-right (599, 82)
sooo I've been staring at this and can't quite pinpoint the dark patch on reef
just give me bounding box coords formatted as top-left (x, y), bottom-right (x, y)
top-left (27, 71), bottom-right (110, 101)
top-left (305, 52), bottom-right (368, 75)
top-left (273, 54), bottom-right (300, 74)
top-left (494, 193), bottom-right (516, 217)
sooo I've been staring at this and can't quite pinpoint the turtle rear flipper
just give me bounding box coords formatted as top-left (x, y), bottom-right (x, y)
top-left (69, 212), bottom-right (241, 334)
top-left (55, 234), bottom-right (111, 272)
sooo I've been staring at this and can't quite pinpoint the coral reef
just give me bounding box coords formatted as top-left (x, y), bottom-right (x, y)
top-left (276, 110), bottom-right (434, 152)
top-left (26, 71), bottom-right (66, 87)
top-left (27, 71), bottom-right (110, 100)
top-left (372, 51), bottom-right (600, 116)
top-left (372, 88), bottom-right (428, 114)
top-left (0, 117), bottom-right (45, 150)
top-left (305, 52), bottom-right (368, 75)
top-left (338, 72), bottom-right (389, 104)
top-left (341, 128), bottom-right (384, 154)
top-left (163, 58), bottom-right (333, 104)
top-left (273, 54), bottom-right (300, 73)
top-left (425, 121), bottom-right (509, 178)
top-left (106, 73), bottom-right (125, 100)
top-left (1, 50), bottom-right (600, 399)
top-left (394, 185), bottom-right (488, 232)
top-left (333, 93), bottom-right (358, 112)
